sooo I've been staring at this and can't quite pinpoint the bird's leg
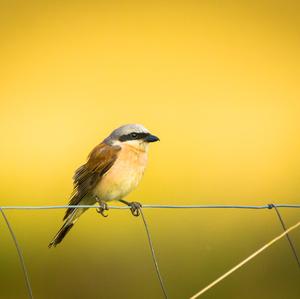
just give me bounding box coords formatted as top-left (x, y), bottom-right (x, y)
top-left (119, 199), bottom-right (142, 217)
top-left (95, 196), bottom-right (109, 217)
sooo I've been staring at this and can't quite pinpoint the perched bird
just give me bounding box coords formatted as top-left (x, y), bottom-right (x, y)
top-left (49, 124), bottom-right (159, 247)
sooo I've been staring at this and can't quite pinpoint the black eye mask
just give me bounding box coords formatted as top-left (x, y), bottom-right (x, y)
top-left (119, 132), bottom-right (150, 142)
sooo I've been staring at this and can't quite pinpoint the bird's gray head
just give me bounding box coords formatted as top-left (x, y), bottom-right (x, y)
top-left (104, 124), bottom-right (159, 149)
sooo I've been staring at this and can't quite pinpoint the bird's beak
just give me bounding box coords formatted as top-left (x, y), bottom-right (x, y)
top-left (144, 134), bottom-right (160, 143)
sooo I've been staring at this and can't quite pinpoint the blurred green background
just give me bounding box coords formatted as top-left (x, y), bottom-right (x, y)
top-left (0, 1), bottom-right (300, 298)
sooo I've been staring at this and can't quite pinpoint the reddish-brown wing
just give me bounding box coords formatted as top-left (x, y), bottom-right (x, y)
top-left (64, 142), bottom-right (121, 220)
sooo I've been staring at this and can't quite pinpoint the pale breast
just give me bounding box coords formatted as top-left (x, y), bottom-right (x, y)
top-left (93, 145), bottom-right (148, 201)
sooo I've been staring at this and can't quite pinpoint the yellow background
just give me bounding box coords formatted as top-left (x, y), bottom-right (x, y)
top-left (0, 1), bottom-right (299, 298)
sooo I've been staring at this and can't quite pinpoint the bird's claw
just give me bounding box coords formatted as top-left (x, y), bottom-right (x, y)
top-left (96, 200), bottom-right (109, 217)
top-left (128, 202), bottom-right (142, 217)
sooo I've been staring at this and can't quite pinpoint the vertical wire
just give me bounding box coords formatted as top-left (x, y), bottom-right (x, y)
top-left (271, 204), bottom-right (300, 269)
top-left (0, 209), bottom-right (34, 299)
top-left (139, 208), bottom-right (168, 299)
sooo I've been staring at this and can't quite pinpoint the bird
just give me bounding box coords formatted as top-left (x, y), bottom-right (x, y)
top-left (48, 124), bottom-right (159, 247)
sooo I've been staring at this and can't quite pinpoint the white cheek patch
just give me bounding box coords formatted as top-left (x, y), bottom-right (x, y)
top-left (111, 140), bottom-right (122, 146)
top-left (124, 140), bottom-right (143, 146)
top-left (124, 139), bottom-right (149, 151)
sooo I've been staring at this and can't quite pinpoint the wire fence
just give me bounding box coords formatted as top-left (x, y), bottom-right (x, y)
top-left (0, 203), bottom-right (299, 299)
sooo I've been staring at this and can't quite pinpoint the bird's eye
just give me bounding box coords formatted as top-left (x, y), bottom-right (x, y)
top-left (130, 133), bottom-right (138, 138)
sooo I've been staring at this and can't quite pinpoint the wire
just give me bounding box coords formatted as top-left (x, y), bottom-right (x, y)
top-left (190, 221), bottom-right (300, 299)
top-left (1, 202), bottom-right (299, 299)
top-left (0, 209), bottom-right (34, 299)
top-left (139, 208), bottom-right (168, 299)
top-left (0, 203), bottom-right (299, 210)
top-left (270, 204), bottom-right (300, 268)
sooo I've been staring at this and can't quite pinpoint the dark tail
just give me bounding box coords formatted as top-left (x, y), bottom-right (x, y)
top-left (49, 206), bottom-right (88, 248)
top-left (48, 222), bottom-right (74, 248)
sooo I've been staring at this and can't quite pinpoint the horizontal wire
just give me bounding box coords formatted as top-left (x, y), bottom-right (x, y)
top-left (1, 202), bottom-right (299, 299)
top-left (0, 204), bottom-right (300, 210)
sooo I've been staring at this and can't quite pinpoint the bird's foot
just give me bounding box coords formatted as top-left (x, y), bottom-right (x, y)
top-left (128, 201), bottom-right (142, 217)
top-left (119, 199), bottom-right (142, 216)
top-left (95, 197), bottom-right (109, 217)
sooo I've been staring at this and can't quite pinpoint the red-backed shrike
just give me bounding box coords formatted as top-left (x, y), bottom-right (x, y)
top-left (49, 124), bottom-right (159, 247)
